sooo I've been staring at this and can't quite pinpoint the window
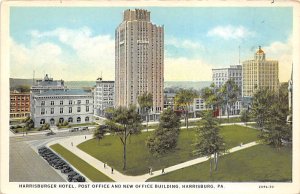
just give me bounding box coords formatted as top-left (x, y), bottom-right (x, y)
top-left (86, 100), bottom-right (89, 104)
top-left (40, 119), bottom-right (45, 125)
top-left (60, 100), bottom-right (63, 105)
top-left (69, 100), bottom-right (72, 105)
top-left (77, 107), bottom-right (81, 112)
top-left (41, 101), bottom-right (45, 106)
top-left (86, 106), bottom-right (89, 112)
top-left (77, 100), bottom-right (81, 105)
top-left (59, 118), bottom-right (64, 124)
top-left (77, 117), bottom-right (81, 123)
top-left (85, 116), bottom-right (89, 122)
top-left (51, 108), bottom-right (54, 114)
top-left (50, 118), bottom-right (55, 125)
top-left (51, 101), bottom-right (54, 105)
top-left (69, 107), bottom-right (72, 113)
top-left (41, 108), bottom-right (45, 115)
top-left (60, 107), bottom-right (63, 114)
top-left (68, 117), bottom-right (73, 123)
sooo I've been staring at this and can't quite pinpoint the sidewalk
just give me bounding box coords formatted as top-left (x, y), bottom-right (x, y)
top-left (47, 134), bottom-right (258, 182)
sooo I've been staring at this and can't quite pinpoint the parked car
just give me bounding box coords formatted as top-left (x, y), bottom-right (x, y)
top-left (67, 171), bottom-right (78, 179)
top-left (61, 167), bottom-right (73, 173)
top-left (46, 131), bottom-right (56, 136)
top-left (69, 127), bottom-right (79, 132)
top-left (81, 126), bottom-right (88, 131)
top-left (69, 175), bottom-right (85, 182)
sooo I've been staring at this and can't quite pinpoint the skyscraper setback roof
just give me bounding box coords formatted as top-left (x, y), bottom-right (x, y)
top-left (123, 9), bottom-right (151, 22)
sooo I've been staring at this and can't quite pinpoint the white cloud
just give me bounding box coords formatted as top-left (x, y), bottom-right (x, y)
top-left (165, 57), bottom-right (213, 81)
top-left (10, 38), bottom-right (69, 79)
top-left (166, 37), bottom-right (204, 50)
top-left (264, 36), bottom-right (293, 82)
top-left (207, 25), bottom-right (255, 40)
top-left (11, 27), bottom-right (115, 81)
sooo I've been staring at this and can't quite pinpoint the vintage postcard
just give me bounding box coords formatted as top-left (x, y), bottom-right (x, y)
top-left (0, 0), bottom-right (299, 194)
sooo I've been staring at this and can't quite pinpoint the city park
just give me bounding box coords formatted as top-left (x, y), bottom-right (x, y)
top-left (48, 79), bottom-right (292, 182)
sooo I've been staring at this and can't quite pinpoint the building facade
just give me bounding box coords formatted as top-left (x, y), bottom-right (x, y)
top-left (212, 65), bottom-right (242, 93)
top-left (190, 97), bottom-right (213, 117)
top-left (212, 65), bottom-right (243, 115)
top-left (94, 77), bottom-right (114, 116)
top-left (10, 92), bottom-right (30, 119)
top-left (31, 74), bottom-right (67, 117)
top-left (31, 74), bottom-right (66, 95)
top-left (31, 90), bottom-right (94, 128)
top-left (115, 9), bottom-right (164, 114)
top-left (242, 46), bottom-right (279, 97)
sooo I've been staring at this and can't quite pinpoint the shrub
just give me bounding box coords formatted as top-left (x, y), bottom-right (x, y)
top-left (63, 121), bottom-right (69, 126)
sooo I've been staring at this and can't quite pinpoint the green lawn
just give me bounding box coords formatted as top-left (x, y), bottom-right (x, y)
top-left (147, 144), bottom-right (292, 182)
top-left (50, 144), bottom-right (114, 182)
top-left (78, 125), bottom-right (259, 176)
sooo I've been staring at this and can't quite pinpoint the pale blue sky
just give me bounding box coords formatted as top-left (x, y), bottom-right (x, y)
top-left (10, 7), bottom-right (293, 81)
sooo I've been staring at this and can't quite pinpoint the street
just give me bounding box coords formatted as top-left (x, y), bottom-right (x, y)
top-left (9, 130), bottom-right (91, 182)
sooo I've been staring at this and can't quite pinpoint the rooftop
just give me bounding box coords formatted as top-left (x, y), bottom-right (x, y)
top-left (256, 46), bottom-right (265, 54)
top-left (35, 89), bottom-right (92, 97)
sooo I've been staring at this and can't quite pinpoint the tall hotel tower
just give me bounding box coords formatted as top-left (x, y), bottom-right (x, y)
top-left (115, 9), bottom-right (164, 113)
top-left (242, 46), bottom-right (279, 97)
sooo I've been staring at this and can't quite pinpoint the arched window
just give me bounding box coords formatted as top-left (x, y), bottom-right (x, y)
top-left (85, 116), bottom-right (89, 122)
top-left (50, 118), bottom-right (55, 125)
top-left (40, 119), bottom-right (45, 124)
top-left (68, 117), bottom-right (73, 123)
top-left (77, 117), bottom-right (81, 123)
top-left (59, 118), bottom-right (64, 123)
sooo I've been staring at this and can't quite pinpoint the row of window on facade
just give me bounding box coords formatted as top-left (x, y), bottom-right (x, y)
top-left (40, 106), bottom-right (90, 115)
top-left (213, 72), bottom-right (242, 77)
top-left (39, 116), bottom-right (90, 125)
top-left (11, 97), bottom-right (30, 101)
top-left (11, 102), bottom-right (30, 106)
top-left (10, 108), bottom-right (30, 112)
top-left (41, 99), bottom-right (90, 106)
top-left (10, 112), bottom-right (30, 118)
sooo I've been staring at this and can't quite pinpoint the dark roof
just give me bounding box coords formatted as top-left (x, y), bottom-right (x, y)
top-left (35, 89), bottom-right (92, 96)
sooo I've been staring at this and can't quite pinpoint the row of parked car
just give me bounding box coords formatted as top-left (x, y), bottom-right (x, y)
top-left (38, 146), bottom-right (86, 182)
top-left (69, 126), bottom-right (89, 132)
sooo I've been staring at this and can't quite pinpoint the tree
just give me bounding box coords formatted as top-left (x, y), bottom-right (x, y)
top-left (39, 123), bottom-right (50, 131)
top-left (105, 105), bottom-right (142, 170)
top-left (251, 88), bottom-right (274, 130)
top-left (193, 110), bottom-right (225, 177)
top-left (257, 84), bottom-right (292, 147)
top-left (201, 83), bottom-right (223, 118)
top-left (219, 79), bottom-right (239, 122)
top-left (94, 125), bottom-right (107, 144)
top-left (146, 108), bottom-right (181, 157)
top-left (174, 89), bottom-right (198, 129)
top-left (23, 116), bottom-right (34, 131)
top-left (138, 92), bottom-right (153, 131)
top-left (240, 110), bottom-right (250, 126)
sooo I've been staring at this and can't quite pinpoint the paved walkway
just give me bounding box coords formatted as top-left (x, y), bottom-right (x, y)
top-left (47, 134), bottom-right (258, 182)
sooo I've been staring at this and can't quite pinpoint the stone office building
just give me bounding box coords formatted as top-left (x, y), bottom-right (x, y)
top-left (242, 46), bottom-right (279, 97)
top-left (93, 77), bottom-right (114, 116)
top-left (115, 9), bottom-right (164, 117)
top-left (31, 89), bottom-right (94, 128)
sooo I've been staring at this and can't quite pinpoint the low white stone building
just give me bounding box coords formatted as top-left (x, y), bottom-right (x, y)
top-left (190, 97), bottom-right (213, 117)
top-left (31, 89), bottom-right (94, 128)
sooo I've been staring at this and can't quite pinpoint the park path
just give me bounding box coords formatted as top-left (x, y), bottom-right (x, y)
top-left (47, 134), bottom-right (258, 182)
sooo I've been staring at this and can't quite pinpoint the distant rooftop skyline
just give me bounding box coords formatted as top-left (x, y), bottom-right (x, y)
top-left (10, 7), bottom-right (292, 82)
